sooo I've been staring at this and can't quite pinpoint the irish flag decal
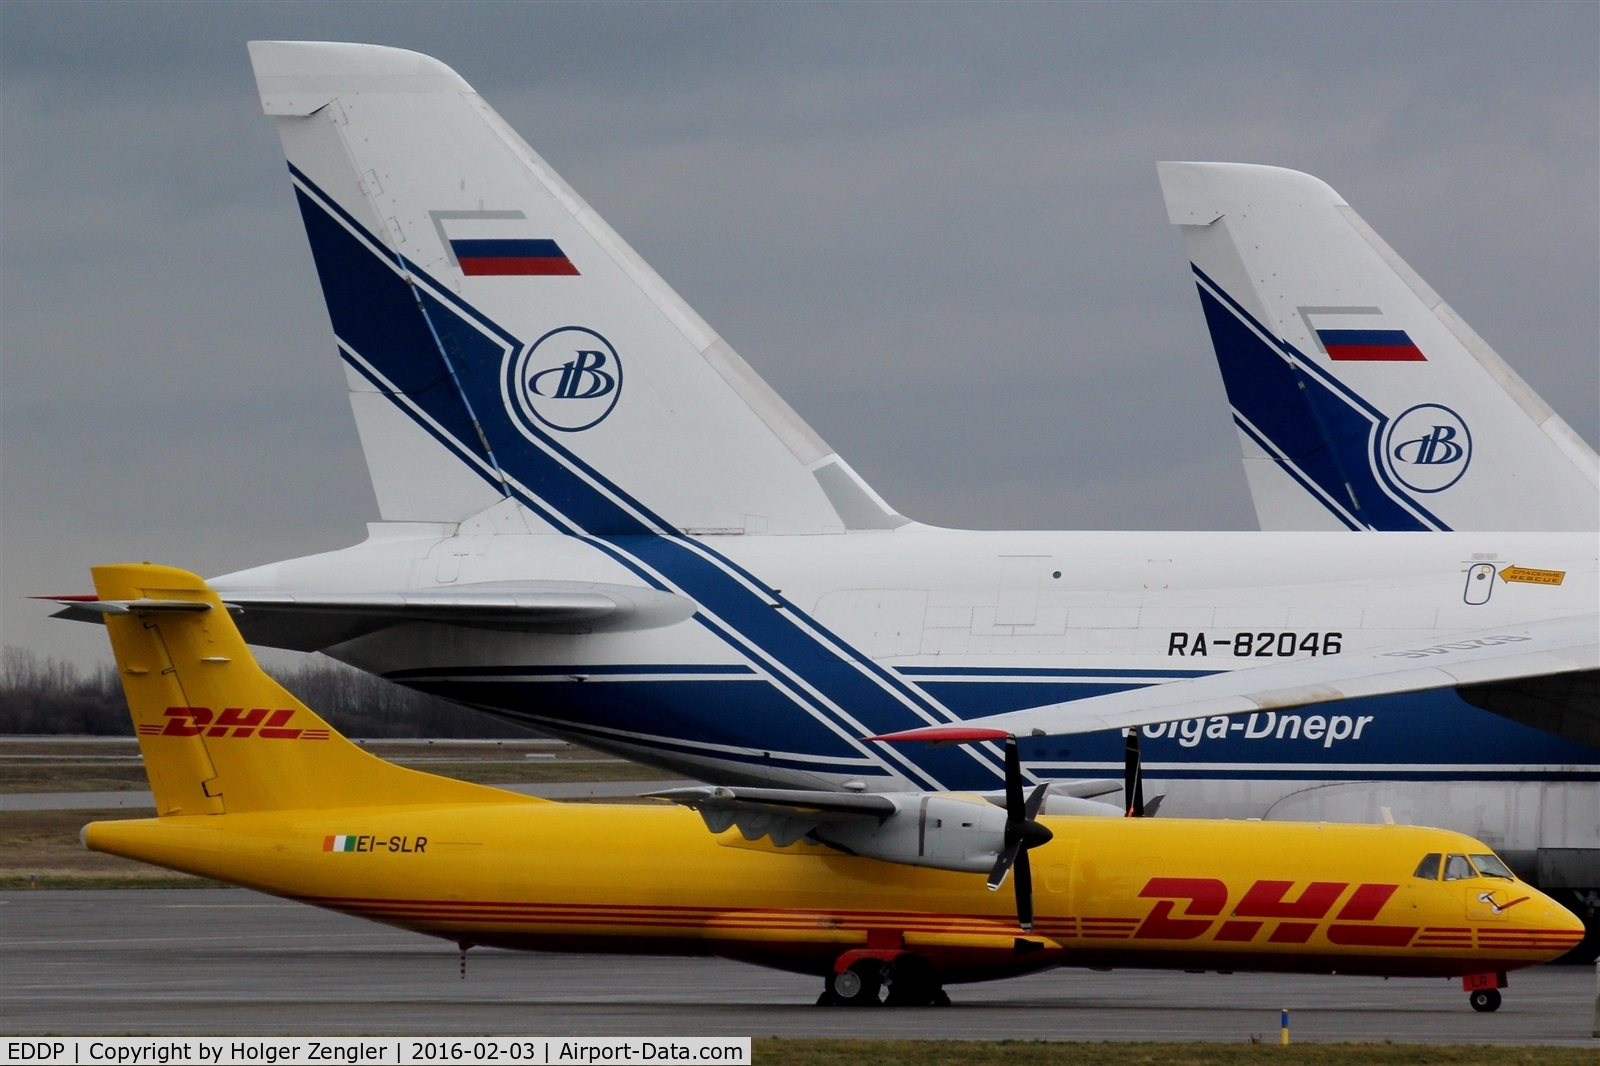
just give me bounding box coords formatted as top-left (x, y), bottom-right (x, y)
top-left (323, 835), bottom-right (359, 852)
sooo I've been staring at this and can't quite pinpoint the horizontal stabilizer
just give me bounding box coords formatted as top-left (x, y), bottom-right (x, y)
top-left (47, 581), bottom-right (697, 652)
top-left (43, 598), bottom-right (217, 618)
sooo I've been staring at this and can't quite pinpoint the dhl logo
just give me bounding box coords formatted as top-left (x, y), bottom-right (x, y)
top-left (136, 706), bottom-right (331, 740)
top-left (1131, 877), bottom-right (1417, 947)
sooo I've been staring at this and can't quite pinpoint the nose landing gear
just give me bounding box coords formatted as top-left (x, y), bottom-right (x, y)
top-left (1469, 988), bottom-right (1502, 1013)
top-left (1463, 971), bottom-right (1506, 1012)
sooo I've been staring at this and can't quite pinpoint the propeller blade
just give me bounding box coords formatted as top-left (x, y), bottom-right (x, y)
top-left (988, 733), bottom-right (1048, 930)
top-left (1024, 781), bottom-right (1051, 820)
top-left (1124, 727), bottom-right (1145, 817)
top-left (1003, 736), bottom-right (1025, 820)
top-left (987, 840), bottom-right (1021, 891)
top-left (1014, 848), bottom-right (1034, 931)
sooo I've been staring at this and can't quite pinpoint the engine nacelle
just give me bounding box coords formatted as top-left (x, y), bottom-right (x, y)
top-left (812, 793), bottom-right (1010, 873)
top-left (653, 784), bottom-right (1124, 876)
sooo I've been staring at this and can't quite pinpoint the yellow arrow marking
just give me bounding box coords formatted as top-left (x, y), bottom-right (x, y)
top-left (1498, 565), bottom-right (1564, 586)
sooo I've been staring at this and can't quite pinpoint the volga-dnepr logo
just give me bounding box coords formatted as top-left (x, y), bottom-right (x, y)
top-left (1383, 403), bottom-right (1471, 493)
top-left (505, 326), bottom-right (622, 434)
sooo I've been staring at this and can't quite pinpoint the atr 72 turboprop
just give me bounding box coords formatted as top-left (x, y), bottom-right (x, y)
top-left (80, 564), bottom-right (1584, 1010)
top-left (47, 42), bottom-right (1600, 949)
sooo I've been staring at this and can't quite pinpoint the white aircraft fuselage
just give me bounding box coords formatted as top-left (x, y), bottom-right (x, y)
top-left (216, 524), bottom-right (1600, 867)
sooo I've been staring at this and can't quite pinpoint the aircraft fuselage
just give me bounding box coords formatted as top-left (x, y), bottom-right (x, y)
top-left (217, 526), bottom-right (1599, 838)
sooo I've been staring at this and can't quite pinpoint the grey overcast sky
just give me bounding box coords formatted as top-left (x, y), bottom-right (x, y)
top-left (3, 1), bottom-right (1596, 665)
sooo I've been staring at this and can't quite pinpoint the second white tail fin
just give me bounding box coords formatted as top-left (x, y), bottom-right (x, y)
top-left (248, 41), bottom-right (904, 536)
top-left (1159, 161), bottom-right (1597, 532)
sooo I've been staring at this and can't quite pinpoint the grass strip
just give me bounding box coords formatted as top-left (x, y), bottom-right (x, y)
top-left (1, 809), bottom-right (219, 888)
top-left (750, 1040), bottom-right (1600, 1065)
top-left (0, 874), bottom-right (225, 889)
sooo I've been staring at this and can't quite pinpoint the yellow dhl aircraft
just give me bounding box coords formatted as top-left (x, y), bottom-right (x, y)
top-left (81, 563), bottom-right (1582, 1010)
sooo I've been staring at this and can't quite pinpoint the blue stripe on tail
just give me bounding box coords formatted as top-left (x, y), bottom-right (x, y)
top-left (287, 165), bottom-right (1018, 790)
top-left (1191, 265), bottom-right (1441, 532)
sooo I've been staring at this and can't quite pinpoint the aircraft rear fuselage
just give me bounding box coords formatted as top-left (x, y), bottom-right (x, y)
top-left (216, 526), bottom-right (1599, 805)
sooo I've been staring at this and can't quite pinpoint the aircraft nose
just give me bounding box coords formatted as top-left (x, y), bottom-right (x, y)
top-left (1527, 887), bottom-right (1587, 957)
top-left (1546, 892), bottom-right (1586, 932)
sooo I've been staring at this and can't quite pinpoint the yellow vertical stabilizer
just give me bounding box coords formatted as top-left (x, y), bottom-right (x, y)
top-left (93, 563), bottom-right (535, 815)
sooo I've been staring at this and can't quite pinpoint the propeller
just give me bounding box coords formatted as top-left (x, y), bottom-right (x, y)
top-left (865, 725), bottom-right (1054, 932)
top-left (985, 736), bottom-right (1054, 931)
top-left (1124, 727), bottom-right (1145, 817)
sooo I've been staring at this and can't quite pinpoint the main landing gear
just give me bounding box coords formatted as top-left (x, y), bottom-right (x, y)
top-left (817, 956), bottom-right (950, 1007)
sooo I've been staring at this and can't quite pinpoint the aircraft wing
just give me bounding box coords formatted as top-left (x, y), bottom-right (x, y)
top-left (44, 581), bottom-right (697, 652)
top-left (648, 785), bottom-right (898, 818)
top-left (647, 785), bottom-right (898, 847)
top-left (880, 613), bottom-right (1599, 744)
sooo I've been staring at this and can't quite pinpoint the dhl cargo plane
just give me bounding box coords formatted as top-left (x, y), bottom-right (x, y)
top-left (81, 563), bottom-right (1583, 1010)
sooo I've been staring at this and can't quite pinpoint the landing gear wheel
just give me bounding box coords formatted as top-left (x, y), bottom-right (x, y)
top-left (884, 955), bottom-right (942, 1007)
top-left (1469, 988), bottom-right (1501, 1013)
top-left (828, 963), bottom-right (885, 1006)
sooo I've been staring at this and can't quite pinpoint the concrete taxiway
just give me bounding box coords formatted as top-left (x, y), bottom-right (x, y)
top-left (3, 889), bottom-right (1595, 1044)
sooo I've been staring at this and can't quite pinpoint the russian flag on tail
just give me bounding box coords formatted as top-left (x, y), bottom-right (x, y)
top-left (1316, 329), bottom-right (1426, 362)
top-left (451, 238), bottom-right (579, 276)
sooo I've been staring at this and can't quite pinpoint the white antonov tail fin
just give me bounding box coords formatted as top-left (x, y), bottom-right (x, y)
top-left (1159, 161), bottom-right (1597, 532)
top-left (248, 41), bottom-right (905, 536)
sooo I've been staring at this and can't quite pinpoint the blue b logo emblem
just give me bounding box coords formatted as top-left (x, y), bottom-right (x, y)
top-left (529, 349), bottom-right (616, 401)
top-left (507, 326), bottom-right (622, 433)
top-left (1384, 403), bottom-right (1471, 493)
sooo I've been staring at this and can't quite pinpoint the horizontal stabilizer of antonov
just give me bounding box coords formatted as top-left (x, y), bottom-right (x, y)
top-left (48, 580), bottom-right (695, 651)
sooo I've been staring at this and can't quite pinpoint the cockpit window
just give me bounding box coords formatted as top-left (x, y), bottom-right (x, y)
top-left (1412, 853), bottom-right (1441, 880)
top-left (1442, 854), bottom-right (1476, 881)
top-left (1470, 854), bottom-right (1515, 880)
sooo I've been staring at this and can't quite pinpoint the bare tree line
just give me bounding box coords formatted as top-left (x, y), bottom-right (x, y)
top-left (0, 647), bottom-right (535, 738)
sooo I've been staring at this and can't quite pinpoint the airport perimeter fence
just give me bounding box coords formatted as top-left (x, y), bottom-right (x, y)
top-left (0, 647), bottom-right (535, 739)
